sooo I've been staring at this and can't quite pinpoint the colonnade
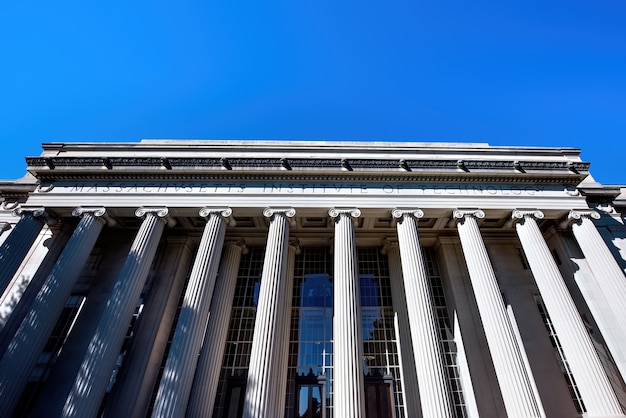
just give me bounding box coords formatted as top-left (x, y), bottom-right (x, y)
top-left (0, 205), bottom-right (624, 417)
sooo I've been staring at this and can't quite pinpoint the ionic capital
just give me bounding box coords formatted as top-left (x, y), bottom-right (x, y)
top-left (263, 207), bottom-right (296, 226)
top-left (559, 209), bottom-right (601, 229)
top-left (328, 208), bottom-right (361, 226)
top-left (13, 206), bottom-right (47, 219)
top-left (510, 209), bottom-right (544, 226)
top-left (381, 237), bottom-right (399, 255)
top-left (505, 209), bottom-right (545, 228)
top-left (199, 207), bottom-right (235, 227)
top-left (135, 207), bottom-right (176, 227)
top-left (391, 208), bottom-right (424, 221)
top-left (289, 238), bottom-right (302, 255)
top-left (72, 206), bottom-right (115, 227)
top-left (452, 209), bottom-right (485, 224)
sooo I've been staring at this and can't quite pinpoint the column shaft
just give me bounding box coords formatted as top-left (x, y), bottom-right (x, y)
top-left (62, 208), bottom-right (170, 418)
top-left (242, 208), bottom-right (294, 418)
top-left (514, 210), bottom-right (623, 416)
top-left (570, 211), bottom-right (626, 328)
top-left (272, 239), bottom-right (297, 414)
top-left (0, 208), bottom-right (107, 416)
top-left (104, 237), bottom-right (194, 418)
top-left (0, 208), bottom-right (48, 293)
top-left (454, 209), bottom-right (543, 417)
top-left (384, 239), bottom-right (421, 418)
top-left (393, 209), bottom-right (453, 417)
top-left (330, 208), bottom-right (366, 418)
top-left (152, 208), bottom-right (231, 417)
top-left (187, 240), bottom-right (246, 417)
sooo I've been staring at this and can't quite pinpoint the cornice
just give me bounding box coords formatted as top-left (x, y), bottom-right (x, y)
top-left (0, 181), bottom-right (39, 202)
top-left (25, 156), bottom-right (589, 185)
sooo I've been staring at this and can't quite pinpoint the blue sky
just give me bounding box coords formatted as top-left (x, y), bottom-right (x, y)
top-left (1, 1), bottom-right (624, 183)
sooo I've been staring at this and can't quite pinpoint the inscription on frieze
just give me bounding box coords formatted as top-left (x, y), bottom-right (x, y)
top-left (37, 181), bottom-right (580, 198)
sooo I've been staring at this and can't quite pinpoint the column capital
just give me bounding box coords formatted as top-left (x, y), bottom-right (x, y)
top-left (328, 208), bottom-right (361, 226)
top-left (135, 207), bottom-right (176, 227)
top-left (14, 206), bottom-right (57, 226)
top-left (511, 209), bottom-right (544, 225)
top-left (453, 208), bottom-right (485, 222)
top-left (224, 238), bottom-right (248, 254)
top-left (289, 237), bottom-right (302, 255)
top-left (381, 237), bottom-right (399, 255)
top-left (391, 208), bottom-right (424, 220)
top-left (199, 207), bottom-right (236, 227)
top-left (559, 209), bottom-right (601, 229)
top-left (263, 207), bottom-right (296, 227)
top-left (72, 206), bottom-right (115, 226)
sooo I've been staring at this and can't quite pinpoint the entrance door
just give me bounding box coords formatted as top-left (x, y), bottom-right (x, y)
top-left (365, 381), bottom-right (393, 418)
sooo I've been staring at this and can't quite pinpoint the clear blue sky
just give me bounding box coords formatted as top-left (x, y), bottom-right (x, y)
top-left (1, 1), bottom-right (624, 183)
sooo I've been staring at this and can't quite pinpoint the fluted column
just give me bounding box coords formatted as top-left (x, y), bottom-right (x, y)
top-left (392, 208), bottom-right (453, 417)
top-left (104, 236), bottom-right (195, 418)
top-left (187, 239), bottom-right (247, 417)
top-left (0, 207), bottom-right (108, 416)
top-left (242, 208), bottom-right (295, 418)
top-left (0, 207), bottom-right (51, 294)
top-left (273, 238), bottom-right (298, 413)
top-left (329, 207), bottom-right (366, 418)
top-left (62, 207), bottom-right (173, 418)
top-left (513, 210), bottom-right (624, 416)
top-left (454, 209), bottom-right (543, 418)
top-left (152, 207), bottom-right (233, 417)
top-left (382, 238), bottom-right (421, 418)
top-left (568, 210), bottom-right (626, 324)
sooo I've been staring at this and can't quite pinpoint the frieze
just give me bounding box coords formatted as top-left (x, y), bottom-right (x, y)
top-left (35, 180), bottom-right (581, 199)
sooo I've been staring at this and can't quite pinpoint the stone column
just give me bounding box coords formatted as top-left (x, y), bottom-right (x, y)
top-left (186, 239), bottom-right (247, 417)
top-left (0, 207), bottom-right (51, 294)
top-left (329, 208), bottom-right (366, 418)
top-left (392, 209), bottom-right (453, 417)
top-left (104, 236), bottom-right (195, 418)
top-left (62, 208), bottom-right (173, 418)
top-left (513, 210), bottom-right (624, 416)
top-left (0, 207), bottom-right (108, 416)
top-left (242, 208), bottom-right (295, 418)
top-left (568, 210), bottom-right (626, 325)
top-left (453, 209), bottom-right (543, 418)
top-left (382, 238), bottom-right (421, 418)
top-left (273, 238), bottom-right (298, 413)
top-left (152, 207), bottom-right (233, 417)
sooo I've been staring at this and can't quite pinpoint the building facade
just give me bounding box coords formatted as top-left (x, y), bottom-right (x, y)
top-left (0, 140), bottom-right (626, 418)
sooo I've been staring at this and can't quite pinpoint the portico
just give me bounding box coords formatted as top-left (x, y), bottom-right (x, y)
top-left (1, 140), bottom-right (625, 417)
